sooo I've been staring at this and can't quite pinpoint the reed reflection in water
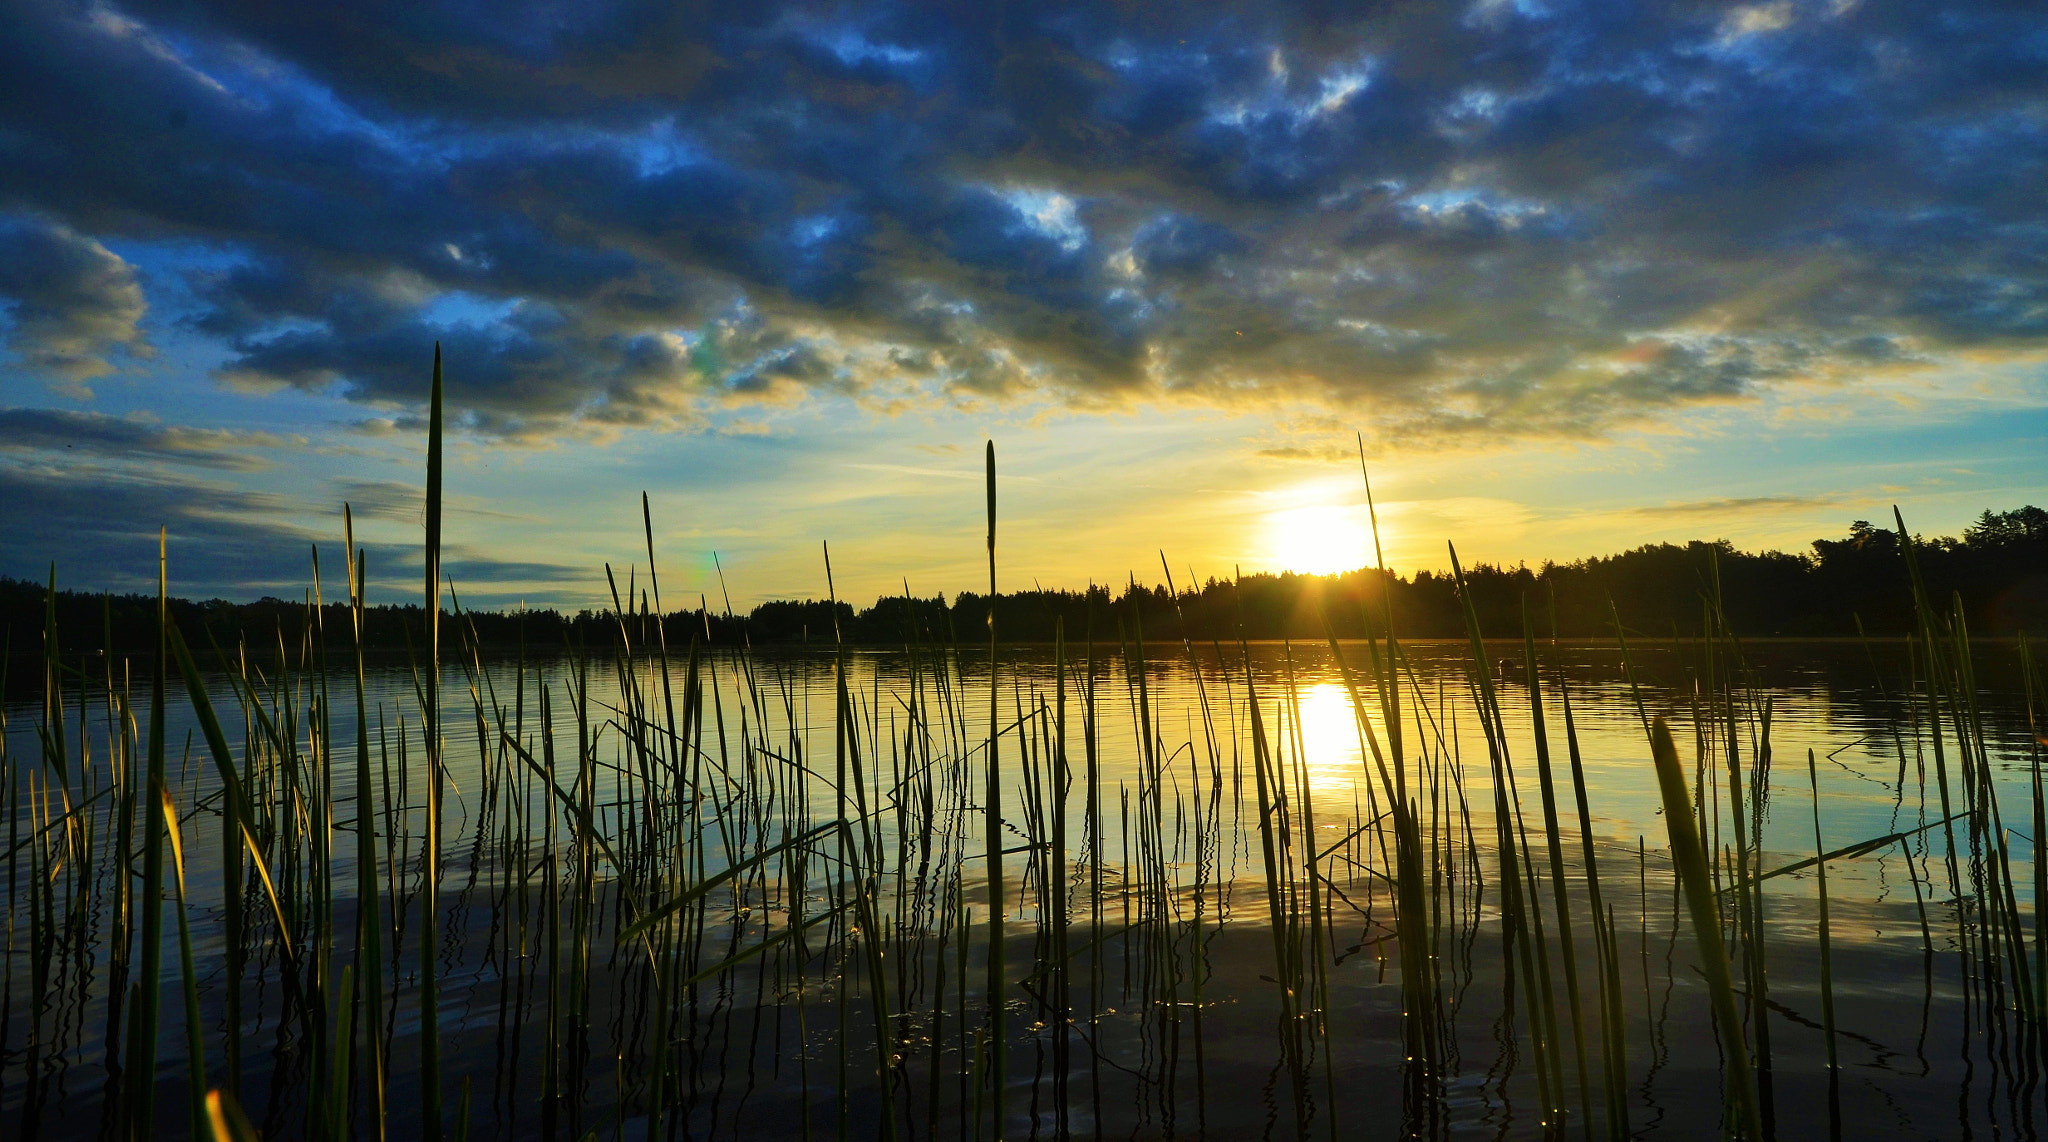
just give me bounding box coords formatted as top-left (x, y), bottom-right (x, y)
top-left (4, 620), bottom-right (2044, 1141)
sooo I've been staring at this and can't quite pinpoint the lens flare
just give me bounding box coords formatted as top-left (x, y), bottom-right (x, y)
top-left (1266, 503), bottom-right (1370, 575)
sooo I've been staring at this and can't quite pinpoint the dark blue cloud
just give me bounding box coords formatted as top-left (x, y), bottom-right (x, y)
top-left (1134, 215), bottom-right (1246, 277)
top-left (0, 455), bottom-right (585, 599)
top-left (0, 0), bottom-right (2042, 438)
top-left (0, 406), bottom-right (278, 468)
top-left (0, 215), bottom-right (149, 383)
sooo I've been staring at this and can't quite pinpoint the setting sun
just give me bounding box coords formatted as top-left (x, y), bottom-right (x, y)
top-left (1266, 503), bottom-right (1372, 575)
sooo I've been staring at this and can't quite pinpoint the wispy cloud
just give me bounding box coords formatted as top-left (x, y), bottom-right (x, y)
top-left (0, 407), bottom-right (281, 470)
top-left (1622, 494), bottom-right (1851, 519)
top-left (845, 462), bottom-right (982, 483)
top-left (331, 477), bottom-right (533, 523)
top-left (0, 459), bottom-right (585, 600)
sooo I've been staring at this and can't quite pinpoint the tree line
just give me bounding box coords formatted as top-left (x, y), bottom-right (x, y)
top-left (5, 507), bottom-right (2043, 658)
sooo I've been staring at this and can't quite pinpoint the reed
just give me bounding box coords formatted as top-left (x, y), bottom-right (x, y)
top-left (1806, 749), bottom-right (1840, 1140)
top-left (1649, 717), bottom-right (1761, 1139)
top-left (1521, 610), bottom-right (1595, 1139)
top-left (346, 507), bottom-right (386, 1142)
top-left (205, 1089), bottom-right (260, 1142)
top-left (7, 347), bottom-right (2043, 1142)
top-left (419, 341), bottom-right (446, 1142)
top-left (160, 784), bottom-right (206, 1142)
top-left (982, 439), bottom-right (1005, 1141)
top-left (126, 529), bottom-right (167, 1142)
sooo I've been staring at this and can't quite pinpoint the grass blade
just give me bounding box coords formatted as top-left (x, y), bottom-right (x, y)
top-left (1649, 717), bottom-right (1760, 1140)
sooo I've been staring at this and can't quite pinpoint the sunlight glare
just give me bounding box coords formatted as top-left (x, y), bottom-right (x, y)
top-left (1270, 682), bottom-right (1375, 794)
top-left (1266, 503), bottom-right (1371, 575)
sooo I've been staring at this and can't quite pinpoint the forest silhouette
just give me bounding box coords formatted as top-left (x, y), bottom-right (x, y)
top-left (7, 507), bottom-right (2044, 655)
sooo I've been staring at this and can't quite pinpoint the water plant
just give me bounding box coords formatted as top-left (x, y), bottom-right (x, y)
top-left (1, 349), bottom-right (2043, 1142)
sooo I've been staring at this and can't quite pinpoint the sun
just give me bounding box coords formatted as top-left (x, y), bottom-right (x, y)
top-left (1266, 503), bottom-right (1372, 576)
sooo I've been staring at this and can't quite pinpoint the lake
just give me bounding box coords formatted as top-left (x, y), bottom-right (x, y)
top-left (3, 635), bottom-right (2042, 1140)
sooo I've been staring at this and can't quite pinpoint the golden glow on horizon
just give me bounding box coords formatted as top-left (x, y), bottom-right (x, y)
top-left (1265, 503), bottom-right (1372, 576)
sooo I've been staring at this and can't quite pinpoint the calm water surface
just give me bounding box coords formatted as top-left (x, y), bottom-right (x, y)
top-left (2, 638), bottom-right (2041, 1139)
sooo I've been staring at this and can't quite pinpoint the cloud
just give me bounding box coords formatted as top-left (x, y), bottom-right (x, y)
top-left (0, 0), bottom-right (2041, 442)
top-left (331, 477), bottom-right (420, 523)
top-left (0, 406), bottom-right (278, 469)
top-left (0, 458), bottom-right (322, 595)
top-left (0, 215), bottom-right (148, 386)
top-left (0, 458), bottom-right (586, 599)
top-left (1254, 443), bottom-right (1355, 464)
top-left (1622, 494), bottom-right (1850, 519)
top-left (441, 558), bottom-right (585, 585)
top-left (329, 476), bottom-right (532, 523)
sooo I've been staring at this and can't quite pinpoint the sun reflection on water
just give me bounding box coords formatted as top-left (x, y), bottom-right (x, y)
top-left (1271, 681), bottom-right (1373, 794)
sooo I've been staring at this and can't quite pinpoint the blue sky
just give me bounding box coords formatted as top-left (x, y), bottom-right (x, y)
top-left (1, 0), bottom-right (2043, 608)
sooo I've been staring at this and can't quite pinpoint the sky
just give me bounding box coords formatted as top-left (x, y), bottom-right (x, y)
top-left (0, 0), bottom-right (2043, 610)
